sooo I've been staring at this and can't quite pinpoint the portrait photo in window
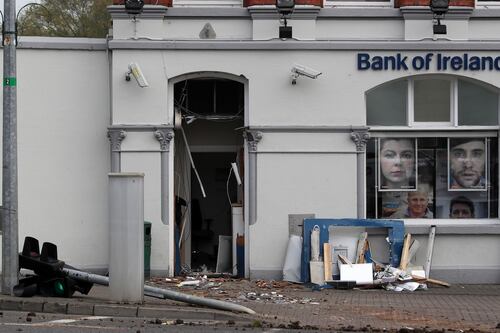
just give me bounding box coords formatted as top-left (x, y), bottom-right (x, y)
top-left (435, 147), bottom-right (489, 218)
top-left (448, 138), bottom-right (487, 191)
top-left (388, 183), bottom-right (434, 219)
top-left (378, 138), bottom-right (417, 191)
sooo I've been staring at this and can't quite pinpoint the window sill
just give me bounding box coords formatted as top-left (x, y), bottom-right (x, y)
top-left (399, 220), bottom-right (500, 234)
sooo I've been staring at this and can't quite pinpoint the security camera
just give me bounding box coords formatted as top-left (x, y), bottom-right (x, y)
top-left (291, 64), bottom-right (322, 84)
top-left (126, 62), bottom-right (149, 88)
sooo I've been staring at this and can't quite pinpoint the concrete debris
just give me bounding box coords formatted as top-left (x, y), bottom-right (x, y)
top-left (254, 279), bottom-right (295, 289)
top-left (176, 276), bottom-right (223, 289)
top-left (148, 276), bottom-right (312, 306)
top-left (238, 291), bottom-right (318, 304)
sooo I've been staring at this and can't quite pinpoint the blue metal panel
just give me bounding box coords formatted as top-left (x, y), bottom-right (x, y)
top-left (301, 219), bottom-right (405, 283)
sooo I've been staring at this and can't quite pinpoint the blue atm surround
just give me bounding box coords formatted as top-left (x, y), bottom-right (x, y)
top-left (300, 218), bottom-right (405, 283)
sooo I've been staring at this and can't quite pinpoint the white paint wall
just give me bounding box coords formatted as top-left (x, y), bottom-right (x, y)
top-left (1, 4), bottom-right (499, 282)
top-left (110, 46), bottom-right (500, 279)
top-left (1, 48), bottom-right (110, 270)
top-left (121, 152), bottom-right (169, 273)
top-left (251, 153), bottom-right (357, 274)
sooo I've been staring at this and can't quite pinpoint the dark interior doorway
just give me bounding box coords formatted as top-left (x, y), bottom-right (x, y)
top-left (173, 76), bottom-right (245, 274)
top-left (190, 152), bottom-right (238, 271)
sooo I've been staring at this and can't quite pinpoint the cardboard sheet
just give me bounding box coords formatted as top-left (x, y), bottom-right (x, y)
top-left (339, 263), bottom-right (373, 284)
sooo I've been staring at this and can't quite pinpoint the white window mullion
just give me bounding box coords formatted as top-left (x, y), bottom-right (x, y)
top-left (452, 78), bottom-right (459, 127)
top-left (408, 78), bottom-right (414, 127)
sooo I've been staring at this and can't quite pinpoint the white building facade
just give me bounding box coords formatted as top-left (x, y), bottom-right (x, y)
top-left (4, 0), bottom-right (500, 283)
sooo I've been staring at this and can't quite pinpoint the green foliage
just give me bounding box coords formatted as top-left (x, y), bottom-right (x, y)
top-left (17, 0), bottom-right (112, 38)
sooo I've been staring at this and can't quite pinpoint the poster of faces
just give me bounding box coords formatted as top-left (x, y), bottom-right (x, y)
top-left (374, 137), bottom-right (491, 219)
top-left (436, 148), bottom-right (488, 218)
top-left (378, 138), bottom-right (417, 191)
top-left (448, 138), bottom-right (487, 191)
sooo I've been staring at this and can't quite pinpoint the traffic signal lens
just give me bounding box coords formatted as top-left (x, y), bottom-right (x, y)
top-left (54, 280), bottom-right (65, 296)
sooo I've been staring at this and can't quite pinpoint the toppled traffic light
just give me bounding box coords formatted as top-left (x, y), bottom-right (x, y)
top-left (14, 236), bottom-right (93, 298)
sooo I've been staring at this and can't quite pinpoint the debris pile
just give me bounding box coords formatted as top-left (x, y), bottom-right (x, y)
top-left (148, 274), bottom-right (315, 305)
top-left (293, 220), bottom-right (451, 292)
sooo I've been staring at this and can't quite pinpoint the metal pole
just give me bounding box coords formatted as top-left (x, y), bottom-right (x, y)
top-left (2, 0), bottom-right (19, 295)
top-left (63, 268), bottom-right (256, 315)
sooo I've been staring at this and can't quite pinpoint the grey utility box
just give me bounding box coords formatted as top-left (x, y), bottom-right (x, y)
top-left (108, 173), bottom-right (145, 302)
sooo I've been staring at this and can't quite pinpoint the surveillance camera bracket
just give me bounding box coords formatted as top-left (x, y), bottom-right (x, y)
top-left (432, 13), bottom-right (447, 35)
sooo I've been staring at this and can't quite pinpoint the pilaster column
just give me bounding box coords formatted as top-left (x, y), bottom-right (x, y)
top-left (351, 130), bottom-right (370, 219)
top-left (155, 129), bottom-right (174, 225)
top-left (243, 130), bottom-right (263, 226)
top-left (107, 129), bottom-right (127, 172)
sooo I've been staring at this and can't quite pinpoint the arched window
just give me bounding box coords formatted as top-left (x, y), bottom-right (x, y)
top-left (365, 76), bottom-right (499, 220)
top-left (367, 76), bottom-right (499, 127)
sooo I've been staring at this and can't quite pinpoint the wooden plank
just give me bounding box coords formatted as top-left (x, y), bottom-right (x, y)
top-left (399, 233), bottom-right (412, 271)
top-left (324, 243), bottom-right (332, 281)
top-left (355, 232), bottom-right (368, 264)
top-left (411, 275), bottom-right (450, 288)
top-left (425, 226), bottom-right (436, 278)
top-left (364, 239), bottom-right (372, 263)
top-left (407, 239), bottom-right (420, 265)
top-left (337, 254), bottom-right (352, 265)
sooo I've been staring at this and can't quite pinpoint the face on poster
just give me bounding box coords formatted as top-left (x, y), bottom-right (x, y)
top-left (435, 149), bottom-right (489, 219)
top-left (378, 138), bottom-right (417, 191)
top-left (448, 138), bottom-right (487, 191)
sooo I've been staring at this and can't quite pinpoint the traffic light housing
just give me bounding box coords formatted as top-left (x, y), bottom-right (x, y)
top-left (15, 236), bottom-right (93, 298)
top-left (19, 237), bottom-right (65, 276)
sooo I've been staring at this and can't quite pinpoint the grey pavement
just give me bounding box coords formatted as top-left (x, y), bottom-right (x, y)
top-left (0, 285), bottom-right (252, 323)
top-left (0, 281), bottom-right (499, 332)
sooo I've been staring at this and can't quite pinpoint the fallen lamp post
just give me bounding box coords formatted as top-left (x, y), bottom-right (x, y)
top-left (62, 267), bottom-right (256, 315)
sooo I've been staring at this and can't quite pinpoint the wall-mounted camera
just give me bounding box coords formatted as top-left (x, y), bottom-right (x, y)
top-left (125, 62), bottom-right (149, 88)
top-left (291, 64), bottom-right (322, 85)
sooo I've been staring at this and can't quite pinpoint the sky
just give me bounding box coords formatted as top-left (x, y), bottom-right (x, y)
top-left (0, 0), bottom-right (40, 14)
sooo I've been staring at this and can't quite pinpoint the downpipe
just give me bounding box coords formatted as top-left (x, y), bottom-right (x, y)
top-left (62, 268), bottom-right (256, 315)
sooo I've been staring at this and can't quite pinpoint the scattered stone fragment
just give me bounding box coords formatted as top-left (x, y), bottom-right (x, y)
top-left (288, 321), bottom-right (302, 329)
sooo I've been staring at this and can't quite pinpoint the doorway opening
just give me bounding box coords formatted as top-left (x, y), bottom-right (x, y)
top-left (173, 75), bottom-right (245, 275)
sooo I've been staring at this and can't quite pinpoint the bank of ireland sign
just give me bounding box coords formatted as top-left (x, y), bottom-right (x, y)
top-left (357, 53), bottom-right (500, 71)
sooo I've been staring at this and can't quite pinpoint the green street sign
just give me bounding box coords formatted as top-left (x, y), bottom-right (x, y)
top-left (4, 77), bottom-right (16, 86)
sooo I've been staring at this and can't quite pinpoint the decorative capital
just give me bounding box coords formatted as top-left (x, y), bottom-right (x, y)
top-left (243, 130), bottom-right (263, 153)
top-left (107, 129), bottom-right (127, 151)
top-left (350, 130), bottom-right (370, 152)
top-left (154, 129), bottom-right (174, 151)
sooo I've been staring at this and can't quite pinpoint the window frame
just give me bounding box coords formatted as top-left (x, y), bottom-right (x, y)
top-left (368, 131), bottom-right (499, 222)
top-left (368, 76), bottom-right (500, 131)
top-left (366, 75), bottom-right (500, 222)
top-left (324, 0), bottom-right (393, 8)
top-left (409, 77), bottom-right (455, 128)
top-left (475, 0), bottom-right (500, 7)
